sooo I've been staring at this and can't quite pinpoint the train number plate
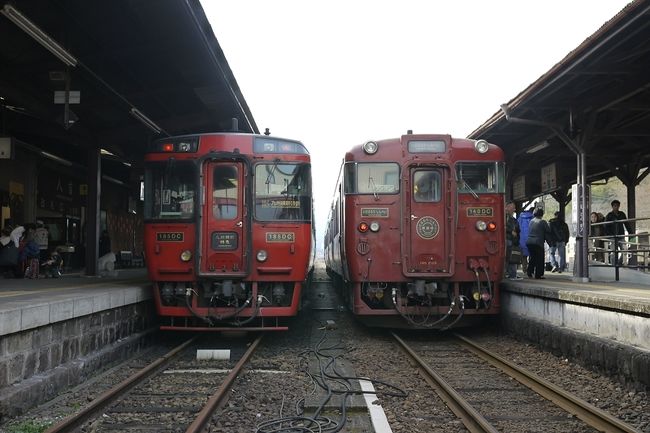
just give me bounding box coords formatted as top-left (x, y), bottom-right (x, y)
top-left (266, 232), bottom-right (295, 242)
top-left (466, 207), bottom-right (493, 217)
top-left (156, 232), bottom-right (184, 242)
top-left (212, 232), bottom-right (238, 250)
top-left (361, 208), bottom-right (389, 217)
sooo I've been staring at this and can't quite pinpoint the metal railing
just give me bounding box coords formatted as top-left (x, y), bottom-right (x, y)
top-left (589, 216), bottom-right (650, 281)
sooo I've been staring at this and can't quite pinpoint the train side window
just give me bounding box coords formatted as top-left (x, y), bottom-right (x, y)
top-left (413, 170), bottom-right (441, 202)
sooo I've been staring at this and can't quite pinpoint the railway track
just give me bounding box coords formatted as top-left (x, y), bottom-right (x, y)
top-left (43, 334), bottom-right (263, 433)
top-left (391, 332), bottom-right (641, 433)
top-left (3, 272), bottom-right (647, 433)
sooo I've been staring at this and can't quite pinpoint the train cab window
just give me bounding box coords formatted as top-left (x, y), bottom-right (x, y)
top-left (254, 162), bottom-right (312, 221)
top-left (144, 161), bottom-right (196, 220)
top-left (212, 165), bottom-right (239, 220)
top-left (456, 162), bottom-right (505, 194)
top-left (413, 170), bottom-right (441, 202)
top-left (344, 163), bottom-right (399, 194)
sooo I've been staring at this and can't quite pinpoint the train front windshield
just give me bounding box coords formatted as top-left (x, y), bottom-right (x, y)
top-left (344, 162), bottom-right (400, 194)
top-left (254, 162), bottom-right (312, 221)
top-left (144, 161), bottom-right (196, 220)
top-left (455, 162), bottom-right (505, 194)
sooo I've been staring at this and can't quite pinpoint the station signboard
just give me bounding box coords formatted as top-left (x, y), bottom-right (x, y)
top-left (541, 163), bottom-right (557, 192)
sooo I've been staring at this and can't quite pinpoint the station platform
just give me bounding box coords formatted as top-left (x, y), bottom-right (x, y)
top-left (0, 268), bottom-right (151, 336)
top-left (0, 269), bottom-right (155, 418)
top-left (501, 269), bottom-right (650, 389)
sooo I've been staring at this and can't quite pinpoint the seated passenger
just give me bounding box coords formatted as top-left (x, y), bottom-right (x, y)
top-left (41, 249), bottom-right (63, 278)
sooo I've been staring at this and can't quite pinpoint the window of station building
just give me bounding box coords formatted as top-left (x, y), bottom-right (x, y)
top-left (344, 162), bottom-right (400, 194)
top-left (413, 170), bottom-right (441, 202)
top-left (144, 161), bottom-right (196, 220)
top-left (254, 162), bottom-right (311, 221)
top-left (455, 162), bottom-right (505, 194)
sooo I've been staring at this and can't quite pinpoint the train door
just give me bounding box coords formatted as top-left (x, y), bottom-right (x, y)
top-left (402, 166), bottom-right (452, 275)
top-left (200, 161), bottom-right (248, 276)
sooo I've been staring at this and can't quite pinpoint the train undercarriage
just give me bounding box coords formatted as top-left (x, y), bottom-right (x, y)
top-left (153, 279), bottom-right (305, 331)
top-left (334, 275), bottom-right (499, 329)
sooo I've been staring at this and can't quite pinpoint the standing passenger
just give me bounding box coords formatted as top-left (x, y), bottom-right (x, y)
top-left (34, 220), bottom-right (49, 262)
top-left (590, 212), bottom-right (606, 262)
top-left (505, 202), bottom-right (522, 279)
top-left (99, 230), bottom-right (112, 258)
top-left (517, 208), bottom-right (534, 274)
top-left (604, 200), bottom-right (631, 265)
top-left (549, 212), bottom-right (570, 273)
top-left (526, 208), bottom-right (553, 279)
top-left (20, 228), bottom-right (41, 278)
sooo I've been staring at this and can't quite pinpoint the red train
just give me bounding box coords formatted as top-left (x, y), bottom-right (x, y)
top-left (324, 133), bottom-right (505, 328)
top-left (143, 133), bottom-right (314, 331)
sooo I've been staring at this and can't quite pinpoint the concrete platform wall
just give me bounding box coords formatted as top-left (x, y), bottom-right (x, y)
top-left (0, 293), bottom-right (156, 418)
top-left (502, 291), bottom-right (650, 390)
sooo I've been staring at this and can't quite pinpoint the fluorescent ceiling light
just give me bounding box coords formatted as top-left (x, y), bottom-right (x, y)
top-left (100, 148), bottom-right (133, 167)
top-left (130, 108), bottom-right (162, 134)
top-left (41, 151), bottom-right (73, 167)
top-left (526, 141), bottom-right (550, 154)
top-left (1, 5), bottom-right (78, 67)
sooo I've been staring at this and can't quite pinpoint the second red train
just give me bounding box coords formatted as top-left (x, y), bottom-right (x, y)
top-left (324, 133), bottom-right (505, 328)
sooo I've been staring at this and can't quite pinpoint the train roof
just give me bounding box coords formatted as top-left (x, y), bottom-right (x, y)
top-left (153, 132), bottom-right (306, 146)
top-left (149, 132), bottom-right (310, 155)
top-left (344, 133), bottom-right (504, 161)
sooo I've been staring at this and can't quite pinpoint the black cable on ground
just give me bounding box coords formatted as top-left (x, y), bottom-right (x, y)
top-left (255, 323), bottom-right (407, 433)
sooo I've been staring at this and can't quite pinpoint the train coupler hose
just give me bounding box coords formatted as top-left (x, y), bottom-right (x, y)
top-left (441, 295), bottom-right (466, 330)
top-left (185, 288), bottom-right (214, 326)
top-left (392, 288), bottom-right (457, 329)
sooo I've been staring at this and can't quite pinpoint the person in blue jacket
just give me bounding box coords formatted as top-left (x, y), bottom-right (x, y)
top-left (517, 208), bottom-right (534, 274)
top-left (526, 207), bottom-right (554, 279)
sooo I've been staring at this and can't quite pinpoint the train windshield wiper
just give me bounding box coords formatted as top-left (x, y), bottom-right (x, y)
top-left (368, 177), bottom-right (378, 200)
top-left (265, 161), bottom-right (278, 193)
top-left (461, 178), bottom-right (479, 199)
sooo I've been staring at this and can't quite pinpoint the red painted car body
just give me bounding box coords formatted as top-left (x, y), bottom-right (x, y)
top-left (325, 134), bottom-right (505, 328)
top-left (144, 133), bottom-right (314, 331)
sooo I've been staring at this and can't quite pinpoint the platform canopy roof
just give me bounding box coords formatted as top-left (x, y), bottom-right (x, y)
top-left (0, 0), bottom-right (256, 176)
top-left (468, 0), bottom-right (650, 202)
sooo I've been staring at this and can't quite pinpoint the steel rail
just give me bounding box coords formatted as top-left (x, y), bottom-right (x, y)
top-left (185, 333), bottom-right (264, 433)
top-left (44, 336), bottom-right (198, 433)
top-left (454, 334), bottom-right (641, 433)
top-left (390, 332), bottom-right (499, 433)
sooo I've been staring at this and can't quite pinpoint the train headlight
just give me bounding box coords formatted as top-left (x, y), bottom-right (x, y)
top-left (487, 222), bottom-right (497, 232)
top-left (180, 250), bottom-right (192, 262)
top-left (369, 221), bottom-right (380, 232)
top-left (358, 222), bottom-right (370, 233)
top-left (256, 249), bottom-right (268, 262)
top-left (474, 139), bottom-right (489, 154)
top-left (363, 141), bottom-right (378, 155)
top-left (475, 220), bottom-right (487, 231)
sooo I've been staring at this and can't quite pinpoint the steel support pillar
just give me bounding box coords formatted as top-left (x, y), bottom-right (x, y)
top-left (84, 148), bottom-right (101, 276)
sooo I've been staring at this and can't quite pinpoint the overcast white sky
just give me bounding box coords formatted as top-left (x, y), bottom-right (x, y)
top-left (202, 0), bottom-right (631, 250)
